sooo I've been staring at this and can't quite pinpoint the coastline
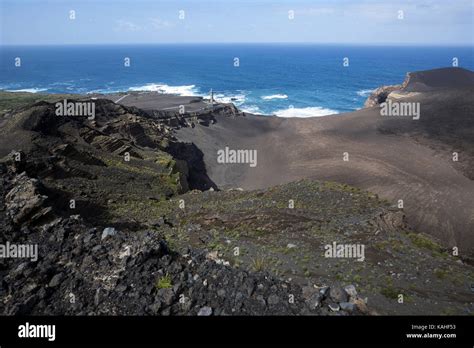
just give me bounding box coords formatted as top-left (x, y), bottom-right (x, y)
top-left (0, 89), bottom-right (343, 118)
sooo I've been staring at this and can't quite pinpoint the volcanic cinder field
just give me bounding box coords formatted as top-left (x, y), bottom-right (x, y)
top-left (120, 67), bottom-right (474, 255)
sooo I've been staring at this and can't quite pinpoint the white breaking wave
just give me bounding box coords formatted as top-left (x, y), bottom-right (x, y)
top-left (128, 83), bottom-right (199, 96)
top-left (86, 88), bottom-right (122, 94)
top-left (274, 106), bottom-right (338, 118)
top-left (356, 89), bottom-right (374, 97)
top-left (128, 84), bottom-right (253, 110)
top-left (240, 105), bottom-right (264, 115)
top-left (214, 93), bottom-right (246, 106)
top-left (7, 88), bottom-right (47, 93)
top-left (261, 94), bottom-right (288, 100)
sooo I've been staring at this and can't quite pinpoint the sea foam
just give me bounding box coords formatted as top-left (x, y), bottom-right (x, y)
top-left (128, 83), bottom-right (199, 96)
top-left (214, 93), bottom-right (246, 106)
top-left (7, 88), bottom-right (47, 93)
top-left (240, 105), bottom-right (264, 115)
top-left (261, 94), bottom-right (288, 100)
top-left (356, 89), bottom-right (375, 97)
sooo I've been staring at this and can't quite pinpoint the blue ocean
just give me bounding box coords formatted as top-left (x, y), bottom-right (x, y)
top-left (1, 44), bottom-right (473, 116)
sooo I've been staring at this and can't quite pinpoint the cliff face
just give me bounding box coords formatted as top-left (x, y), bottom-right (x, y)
top-left (364, 67), bottom-right (474, 107)
top-left (0, 98), bottom-right (206, 203)
top-left (363, 85), bottom-right (403, 107)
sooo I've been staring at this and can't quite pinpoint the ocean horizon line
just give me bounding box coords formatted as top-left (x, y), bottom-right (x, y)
top-left (1, 42), bottom-right (473, 48)
top-left (2, 45), bottom-right (472, 116)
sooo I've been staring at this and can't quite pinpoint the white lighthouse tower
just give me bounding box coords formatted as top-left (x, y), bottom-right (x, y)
top-left (209, 88), bottom-right (214, 106)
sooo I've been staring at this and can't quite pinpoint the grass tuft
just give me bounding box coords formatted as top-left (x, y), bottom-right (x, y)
top-left (156, 274), bottom-right (172, 289)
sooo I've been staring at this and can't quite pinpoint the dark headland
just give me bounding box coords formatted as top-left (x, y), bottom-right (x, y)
top-left (0, 67), bottom-right (473, 315)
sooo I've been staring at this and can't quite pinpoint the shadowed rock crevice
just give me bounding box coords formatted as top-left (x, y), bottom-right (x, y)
top-left (167, 141), bottom-right (218, 191)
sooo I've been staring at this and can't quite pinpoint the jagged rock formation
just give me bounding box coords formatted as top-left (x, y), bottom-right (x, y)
top-left (0, 98), bottom-right (219, 221)
top-left (0, 168), bottom-right (369, 316)
top-left (364, 85), bottom-right (403, 107)
top-left (5, 171), bottom-right (52, 225)
top-left (147, 103), bottom-right (242, 128)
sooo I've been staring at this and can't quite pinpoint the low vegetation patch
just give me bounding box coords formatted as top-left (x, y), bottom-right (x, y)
top-left (407, 232), bottom-right (442, 252)
top-left (156, 274), bottom-right (172, 289)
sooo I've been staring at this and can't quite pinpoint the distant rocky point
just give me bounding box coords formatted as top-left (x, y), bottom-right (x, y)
top-left (365, 67), bottom-right (474, 107)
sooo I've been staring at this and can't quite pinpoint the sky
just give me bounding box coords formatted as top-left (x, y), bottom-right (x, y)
top-left (0, 0), bottom-right (473, 45)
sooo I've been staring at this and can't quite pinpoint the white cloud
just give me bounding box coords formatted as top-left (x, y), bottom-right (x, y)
top-left (114, 20), bottom-right (141, 32)
top-left (149, 18), bottom-right (174, 30)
